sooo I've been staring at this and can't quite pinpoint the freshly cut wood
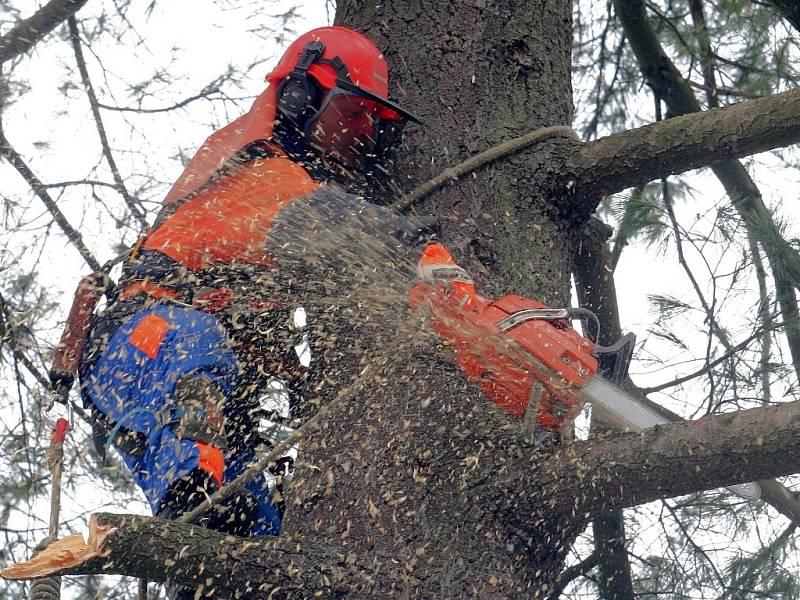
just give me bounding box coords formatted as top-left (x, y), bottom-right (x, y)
top-left (0, 518), bottom-right (115, 579)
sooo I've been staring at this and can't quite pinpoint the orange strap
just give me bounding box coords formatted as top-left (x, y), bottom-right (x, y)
top-left (196, 443), bottom-right (224, 487)
top-left (121, 282), bottom-right (181, 302)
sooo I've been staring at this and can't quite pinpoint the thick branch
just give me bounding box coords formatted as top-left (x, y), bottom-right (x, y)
top-left (2, 513), bottom-right (380, 599)
top-left (518, 400), bottom-right (800, 516)
top-left (0, 0), bottom-right (89, 64)
top-left (595, 383), bottom-right (800, 525)
top-left (562, 85), bottom-right (800, 207)
top-left (8, 400), bottom-right (800, 597)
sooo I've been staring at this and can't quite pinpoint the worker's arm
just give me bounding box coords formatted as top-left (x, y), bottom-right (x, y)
top-left (268, 186), bottom-right (442, 284)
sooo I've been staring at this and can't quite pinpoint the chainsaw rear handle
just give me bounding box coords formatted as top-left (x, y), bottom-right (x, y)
top-left (49, 272), bottom-right (110, 400)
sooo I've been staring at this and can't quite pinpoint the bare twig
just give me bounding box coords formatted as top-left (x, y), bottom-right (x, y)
top-left (747, 233), bottom-right (774, 405)
top-left (685, 79), bottom-right (764, 100)
top-left (67, 17), bottom-right (149, 230)
top-left (642, 329), bottom-right (765, 394)
top-left (0, 128), bottom-right (102, 271)
top-left (43, 179), bottom-right (119, 190)
top-left (96, 85), bottom-right (222, 114)
top-left (664, 501), bottom-right (728, 591)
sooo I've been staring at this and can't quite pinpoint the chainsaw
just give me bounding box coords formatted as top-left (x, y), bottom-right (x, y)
top-left (409, 282), bottom-right (761, 501)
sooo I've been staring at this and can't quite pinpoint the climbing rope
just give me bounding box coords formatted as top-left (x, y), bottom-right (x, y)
top-left (29, 575), bottom-right (60, 600)
top-left (29, 415), bottom-right (69, 600)
top-left (389, 125), bottom-right (579, 213)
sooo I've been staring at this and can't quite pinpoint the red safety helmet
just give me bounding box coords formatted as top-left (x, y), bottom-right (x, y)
top-left (267, 26), bottom-right (419, 123)
top-left (163, 26), bottom-right (418, 203)
top-left (269, 27), bottom-right (420, 165)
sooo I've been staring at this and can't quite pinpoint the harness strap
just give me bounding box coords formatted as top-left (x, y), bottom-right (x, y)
top-left (121, 281), bottom-right (182, 302)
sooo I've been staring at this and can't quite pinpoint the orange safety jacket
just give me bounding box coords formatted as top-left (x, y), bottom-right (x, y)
top-left (142, 146), bottom-right (317, 271)
top-left (113, 143), bottom-right (439, 423)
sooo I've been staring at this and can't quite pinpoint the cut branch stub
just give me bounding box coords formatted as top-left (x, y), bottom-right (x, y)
top-left (0, 520), bottom-right (114, 580)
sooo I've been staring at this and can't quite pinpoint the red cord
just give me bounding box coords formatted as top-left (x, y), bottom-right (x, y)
top-left (50, 418), bottom-right (69, 445)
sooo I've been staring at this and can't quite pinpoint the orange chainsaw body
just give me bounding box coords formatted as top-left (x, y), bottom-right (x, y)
top-left (411, 284), bottom-right (598, 431)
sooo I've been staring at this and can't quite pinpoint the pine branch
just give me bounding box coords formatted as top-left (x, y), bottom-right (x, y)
top-left (574, 222), bottom-right (800, 529)
top-left (611, 0), bottom-right (800, 383)
top-left (0, 0), bottom-right (90, 64)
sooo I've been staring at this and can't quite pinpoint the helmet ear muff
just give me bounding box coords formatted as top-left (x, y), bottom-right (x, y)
top-left (276, 40), bottom-right (325, 129)
top-left (277, 74), bottom-right (320, 127)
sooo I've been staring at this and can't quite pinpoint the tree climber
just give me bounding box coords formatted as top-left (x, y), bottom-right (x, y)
top-left (75, 24), bottom-right (599, 599)
top-left (78, 25), bottom-right (446, 597)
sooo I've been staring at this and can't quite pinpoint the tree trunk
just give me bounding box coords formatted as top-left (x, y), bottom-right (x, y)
top-left (337, 0), bottom-right (576, 304)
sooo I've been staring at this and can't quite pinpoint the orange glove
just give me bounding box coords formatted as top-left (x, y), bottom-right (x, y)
top-left (414, 242), bottom-right (484, 311)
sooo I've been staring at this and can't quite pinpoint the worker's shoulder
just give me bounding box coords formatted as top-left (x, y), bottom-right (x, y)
top-left (234, 153), bottom-right (318, 189)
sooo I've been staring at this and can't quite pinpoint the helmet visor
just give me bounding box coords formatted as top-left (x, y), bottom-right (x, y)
top-left (334, 77), bottom-right (421, 124)
top-left (306, 90), bottom-right (384, 165)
